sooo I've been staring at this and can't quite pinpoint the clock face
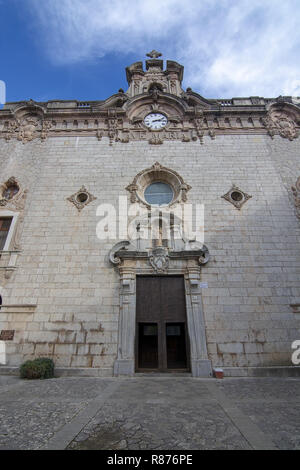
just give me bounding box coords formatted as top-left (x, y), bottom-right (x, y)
top-left (144, 113), bottom-right (168, 130)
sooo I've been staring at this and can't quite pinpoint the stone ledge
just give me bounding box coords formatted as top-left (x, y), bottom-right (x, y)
top-left (55, 367), bottom-right (113, 377)
top-left (0, 366), bottom-right (19, 375)
top-left (0, 305), bottom-right (37, 314)
top-left (1, 365), bottom-right (300, 378)
top-left (0, 366), bottom-right (113, 377)
top-left (223, 366), bottom-right (300, 377)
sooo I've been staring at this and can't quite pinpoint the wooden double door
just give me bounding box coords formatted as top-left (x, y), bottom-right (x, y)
top-left (136, 276), bottom-right (190, 372)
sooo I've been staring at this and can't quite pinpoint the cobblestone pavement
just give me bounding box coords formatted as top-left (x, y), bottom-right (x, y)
top-left (0, 375), bottom-right (299, 450)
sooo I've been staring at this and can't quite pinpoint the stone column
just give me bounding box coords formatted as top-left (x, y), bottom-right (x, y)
top-left (113, 265), bottom-right (136, 376)
top-left (185, 266), bottom-right (212, 377)
top-left (0, 341), bottom-right (6, 365)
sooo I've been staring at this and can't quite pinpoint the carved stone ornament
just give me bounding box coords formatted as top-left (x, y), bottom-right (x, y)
top-left (222, 185), bottom-right (252, 210)
top-left (107, 115), bottom-right (119, 146)
top-left (41, 120), bottom-right (53, 141)
top-left (149, 133), bottom-right (163, 145)
top-left (109, 241), bottom-right (131, 265)
top-left (3, 111), bottom-right (53, 144)
top-left (126, 162), bottom-right (192, 207)
top-left (0, 177), bottom-right (27, 213)
top-left (0, 177), bottom-right (18, 206)
top-left (4, 120), bottom-right (19, 141)
top-left (17, 116), bottom-right (39, 143)
top-left (149, 246), bottom-right (169, 273)
top-left (263, 110), bottom-right (299, 141)
top-left (109, 240), bottom-right (210, 271)
top-left (291, 177), bottom-right (300, 219)
top-left (146, 50), bottom-right (162, 59)
top-left (184, 241), bottom-right (210, 265)
top-left (67, 186), bottom-right (97, 211)
top-left (192, 114), bottom-right (205, 144)
top-left (125, 183), bottom-right (139, 203)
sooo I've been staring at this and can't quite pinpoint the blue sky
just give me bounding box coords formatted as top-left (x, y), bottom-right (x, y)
top-left (1, 0), bottom-right (300, 105)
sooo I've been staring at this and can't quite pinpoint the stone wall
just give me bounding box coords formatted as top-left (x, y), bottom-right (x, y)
top-left (0, 133), bottom-right (300, 373)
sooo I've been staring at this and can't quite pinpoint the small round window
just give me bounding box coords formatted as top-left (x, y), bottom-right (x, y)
top-left (3, 185), bottom-right (19, 200)
top-left (144, 182), bottom-right (173, 206)
top-left (76, 192), bottom-right (89, 203)
top-left (230, 191), bottom-right (243, 202)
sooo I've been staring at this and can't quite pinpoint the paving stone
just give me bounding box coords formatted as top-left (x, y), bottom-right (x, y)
top-left (0, 401), bottom-right (87, 450)
top-left (0, 376), bottom-right (299, 450)
top-left (239, 403), bottom-right (300, 450)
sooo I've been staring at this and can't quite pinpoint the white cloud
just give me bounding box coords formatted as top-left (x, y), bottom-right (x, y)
top-left (28, 0), bottom-right (300, 97)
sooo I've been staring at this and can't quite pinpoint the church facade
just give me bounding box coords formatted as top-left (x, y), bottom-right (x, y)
top-left (0, 51), bottom-right (300, 377)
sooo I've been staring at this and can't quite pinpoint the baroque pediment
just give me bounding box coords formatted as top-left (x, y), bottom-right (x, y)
top-left (181, 89), bottom-right (218, 110)
top-left (109, 240), bottom-right (210, 271)
top-left (1, 52), bottom-right (300, 144)
top-left (94, 92), bottom-right (129, 110)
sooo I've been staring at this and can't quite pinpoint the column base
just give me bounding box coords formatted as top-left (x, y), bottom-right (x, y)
top-left (113, 359), bottom-right (135, 376)
top-left (191, 359), bottom-right (213, 377)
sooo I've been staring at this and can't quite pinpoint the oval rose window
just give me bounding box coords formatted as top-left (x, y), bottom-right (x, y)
top-left (144, 182), bottom-right (173, 206)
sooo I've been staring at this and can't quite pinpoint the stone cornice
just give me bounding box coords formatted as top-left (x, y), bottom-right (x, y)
top-left (1, 56), bottom-right (299, 144)
top-left (0, 99), bottom-right (299, 144)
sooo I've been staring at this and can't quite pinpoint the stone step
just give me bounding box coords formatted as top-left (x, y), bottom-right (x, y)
top-left (135, 372), bottom-right (192, 377)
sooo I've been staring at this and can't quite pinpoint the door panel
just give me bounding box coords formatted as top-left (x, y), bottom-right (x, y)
top-left (136, 277), bottom-right (161, 322)
top-left (138, 323), bottom-right (158, 369)
top-left (136, 276), bottom-right (190, 372)
top-left (166, 323), bottom-right (187, 369)
top-left (160, 277), bottom-right (186, 322)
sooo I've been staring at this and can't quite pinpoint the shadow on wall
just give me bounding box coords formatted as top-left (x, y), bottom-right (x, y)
top-left (203, 177), bottom-right (300, 369)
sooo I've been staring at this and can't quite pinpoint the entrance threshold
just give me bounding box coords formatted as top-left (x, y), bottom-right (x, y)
top-left (135, 371), bottom-right (192, 377)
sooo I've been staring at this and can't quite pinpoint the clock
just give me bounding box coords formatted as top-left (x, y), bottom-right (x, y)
top-left (144, 113), bottom-right (168, 130)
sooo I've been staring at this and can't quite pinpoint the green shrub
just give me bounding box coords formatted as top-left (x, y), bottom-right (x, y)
top-left (20, 357), bottom-right (54, 379)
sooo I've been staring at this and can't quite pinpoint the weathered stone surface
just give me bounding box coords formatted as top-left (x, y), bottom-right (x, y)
top-left (0, 53), bottom-right (299, 374)
top-left (0, 375), bottom-right (299, 450)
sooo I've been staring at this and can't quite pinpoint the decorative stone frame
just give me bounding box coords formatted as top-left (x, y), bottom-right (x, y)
top-left (126, 161), bottom-right (192, 208)
top-left (0, 177), bottom-right (27, 281)
top-left (111, 249), bottom-right (212, 378)
top-left (222, 185), bottom-right (252, 210)
top-left (67, 185), bottom-right (97, 212)
top-left (0, 210), bottom-right (19, 252)
top-left (0, 177), bottom-right (22, 206)
top-left (0, 177), bottom-right (20, 203)
top-left (0, 209), bottom-right (21, 279)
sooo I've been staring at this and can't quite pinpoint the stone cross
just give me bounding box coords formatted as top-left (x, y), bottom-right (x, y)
top-left (146, 50), bottom-right (162, 59)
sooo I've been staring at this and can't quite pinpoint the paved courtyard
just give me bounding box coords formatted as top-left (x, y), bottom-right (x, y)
top-left (0, 375), bottom-right (299, 450)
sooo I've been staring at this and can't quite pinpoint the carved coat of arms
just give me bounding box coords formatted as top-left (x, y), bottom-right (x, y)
top-left (149, 247), bottom-right (169, 273)
top-left (263, 111), bottom-right (299, 141)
